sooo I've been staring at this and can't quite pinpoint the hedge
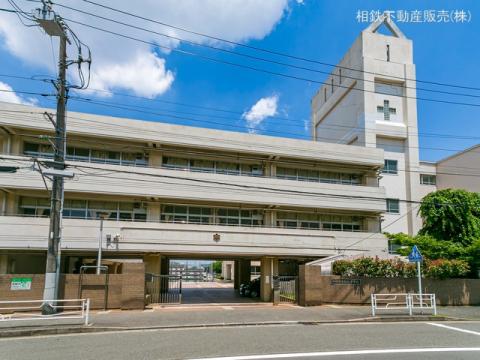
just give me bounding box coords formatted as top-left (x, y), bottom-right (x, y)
top-left (332, 257), bottom-right (470, 279)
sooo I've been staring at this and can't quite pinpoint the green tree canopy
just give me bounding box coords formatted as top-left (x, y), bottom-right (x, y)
top-left (419, 189), bottom-right (480, 246)
top-left (212, 260), bottom-right (222, 274)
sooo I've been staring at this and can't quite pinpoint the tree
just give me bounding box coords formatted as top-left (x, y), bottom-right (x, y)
top-left (386, 233), bottom-right (480, 277)
top-left (212, 260), bottom-right (222, 274)
top-left (419, 189), bottom-right (480, 246)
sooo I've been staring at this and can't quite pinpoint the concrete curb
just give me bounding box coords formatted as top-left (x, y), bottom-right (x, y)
top-left (0, 315), bottom-right (461, 339)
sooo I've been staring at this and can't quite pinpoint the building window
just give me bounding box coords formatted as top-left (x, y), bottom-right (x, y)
top-left (420, 174), bottom-right (437, 185)
top-left (324, 88), bottom-right (327, 102)
top-left (18, 197), bottom-right (146, 221)
top-left (376, 100), bottom-right (396, 121)
top-left (382, 160), bottom-right (398, 174)
top-left (276, 212), bottom-right (363, 232)
top-left (375, 81), bottom-right (404, 96)
top-left (23, 142), bottom-right (147, 167)
top-left (162, 156), bottom-right (262, 177)
top-left (331, 78), bottom-right (334, 93)
top-left (276, 167), bottom-right (361, 185)
top-left (160, 205), bottom-right (263, 227)
top-left (386, 199), bottom-right (400, 214)
top-left (339, 68), bottom-right (342, 84)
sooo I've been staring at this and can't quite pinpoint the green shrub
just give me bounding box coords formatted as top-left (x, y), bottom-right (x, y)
top-left (424, 259), bottom-right (470, 279)
top-left (331, 257), bottom-right (469, 279)
top-left (332, 257), bottom-right (415, 278)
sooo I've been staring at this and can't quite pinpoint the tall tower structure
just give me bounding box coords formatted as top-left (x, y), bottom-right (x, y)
top-left (311, 13), bottom-right (421, 235)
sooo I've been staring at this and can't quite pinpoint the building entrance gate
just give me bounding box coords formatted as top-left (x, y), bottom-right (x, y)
top-left (145, 274), bottom-right (182, 304)
top-left (278, 276), bottom-right (297, 304)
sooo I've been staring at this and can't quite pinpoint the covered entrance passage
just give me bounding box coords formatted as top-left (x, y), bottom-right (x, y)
top-left (144, 254), bottom-right (310, 305)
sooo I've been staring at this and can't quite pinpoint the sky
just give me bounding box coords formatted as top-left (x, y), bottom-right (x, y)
top-left (0, 0), bottom-right (479, 162)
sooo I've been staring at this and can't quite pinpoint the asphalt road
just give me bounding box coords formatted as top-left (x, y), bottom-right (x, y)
top-left (1, 321), bottom-right (479, 360)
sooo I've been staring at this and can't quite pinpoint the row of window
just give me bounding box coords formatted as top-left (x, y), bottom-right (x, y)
top-left (17, 198), bottom-right (365, 232)
top-left (23, 143), bottom-right (366, 186)
top-left (276, 167), bottom-right (361, 185)
top-left (24, 143), bottom-right (148, 167)
top-left (161, 205), bottom-right (263, 226)
top-left (162, 157), bottom-right (263, 176)
top-left (19, 198), bottom-right (147, 221)
top-left (276, 212), bottom-right (363, 231)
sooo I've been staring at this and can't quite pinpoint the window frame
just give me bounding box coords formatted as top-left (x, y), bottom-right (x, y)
top-left (386, 199), bottom-right (400, 214)
top-left (382, 159), bottom-right (398, 175)
top-left (420, 174), bottom-right (437, 186)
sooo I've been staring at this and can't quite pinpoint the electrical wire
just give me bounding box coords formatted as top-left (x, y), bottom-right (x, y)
top-left (3, 108), bottom-right (480, 175)
top-left (52, 1), bottom-right (480, 100)
top-left (60, 17), bottom-right (480, 109)
top-left (74, 0), bottom-right (480, 92)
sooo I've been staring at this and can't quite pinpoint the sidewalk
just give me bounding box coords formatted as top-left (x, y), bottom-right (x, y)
top-left (1, 304), bottom-right (478, 338)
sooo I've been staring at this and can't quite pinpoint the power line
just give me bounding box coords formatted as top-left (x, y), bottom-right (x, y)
top-left (2, 155), bottom-right (479, 205)
top-left (74, 0), bottom-right (480, 92)
top-left (62, 96), bottom-right (480, 155)
top-left (60, 17), bottom-right (480, 109)
top-left (52, 1), bottom-right (480, 100)
top-left (2, 72), bottom-right (480, 142)
top-left (3, 108), bottom-right (480, 173)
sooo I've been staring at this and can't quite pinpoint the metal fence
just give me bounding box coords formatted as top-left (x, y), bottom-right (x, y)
top-left (371, 293), bottom-right (436, 316)
top-left (0, 299), bottom-right (90, 325)
top-left (278, 276), bottom-right (298, 304)
top-left (145, 274), bottom-right (182, 304)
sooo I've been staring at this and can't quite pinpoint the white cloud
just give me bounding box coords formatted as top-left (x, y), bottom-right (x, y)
top-left (0, 0), bottom-right (290, 98)
top-left (87, 52), bottom-right (174, 98)
top-left (242, 95), bottom-right (279, 133)
top-left (0, 82), bottom-right (38, 106)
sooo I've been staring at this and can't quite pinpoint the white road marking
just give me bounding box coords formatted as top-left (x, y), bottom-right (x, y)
top-left (188, 348), bottom-right (480, 360)
top-left (428, 322), bottom-right (480, 336)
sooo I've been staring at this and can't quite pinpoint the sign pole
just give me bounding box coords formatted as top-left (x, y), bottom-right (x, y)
top-left (408, 245), bottom-right (424, 311)
top-left (417, 261), bottom-right (422, 308)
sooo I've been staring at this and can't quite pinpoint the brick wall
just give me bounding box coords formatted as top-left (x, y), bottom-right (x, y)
top-left (0, 263), bottom-right (145, 310)
top-left (299, 265), bottom-right (480, 306)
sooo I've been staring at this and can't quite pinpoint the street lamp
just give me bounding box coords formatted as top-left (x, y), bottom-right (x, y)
top-left (96, 212), bottom-right (109, 275)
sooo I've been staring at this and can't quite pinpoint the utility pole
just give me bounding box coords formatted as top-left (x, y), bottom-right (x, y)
top-left (32, 1), bottom-right (69, 314)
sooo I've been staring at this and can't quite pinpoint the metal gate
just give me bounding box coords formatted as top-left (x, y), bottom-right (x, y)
top-left (145, 274), bottom-right (182, 304)
top-left (278, 276), bottom-right (297, 304)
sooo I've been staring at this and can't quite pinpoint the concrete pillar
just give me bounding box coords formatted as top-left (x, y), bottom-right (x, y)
top-left (264, 210), bottom-right (276, 227)
top-left (233, 260), bottom-right (240, 290)
top-left (0, 254), bottom-right (8, 274)
top-left (147, 203), bottom-right (161, 222)
top-left (144, 254), bottom-right (161, 274)
top-left (238, 259), bottom-right (251, 285)
top-left (365, 172), bottom-right (379, 186)
top-left (260, 257), bottom-right (278, 302)
top-left (366, 216), bottom-right (381, 233)
top-left (2, 192), bottom-right (17, 215)
top-left (149, 150), bottom-right (163, 167)
top-left (160, 256), bottom-right (169, 275)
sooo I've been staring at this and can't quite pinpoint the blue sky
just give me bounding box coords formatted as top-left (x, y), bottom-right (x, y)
top-left (0, 0), bottom-right (479, 162)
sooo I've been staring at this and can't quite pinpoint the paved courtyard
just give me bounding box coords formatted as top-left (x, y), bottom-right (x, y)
top-left (181, 281), bottom-right (258, 304)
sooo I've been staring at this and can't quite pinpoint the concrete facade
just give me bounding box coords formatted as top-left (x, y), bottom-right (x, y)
top-left (0, 98), bottom-right (388, 301)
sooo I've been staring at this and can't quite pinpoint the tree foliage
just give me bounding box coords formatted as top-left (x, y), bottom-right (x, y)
top-left (212, 260), bottom-right (222, 274)
top-left (419, 189), bottom-right (480, 246)
top-left (332, 257), bottom-right (470, 279)
top-left (387, 233), bottom-right (480, 277)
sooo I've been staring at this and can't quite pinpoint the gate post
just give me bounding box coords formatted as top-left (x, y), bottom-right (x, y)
top-left (298, 265), bottom-right (306, 306)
